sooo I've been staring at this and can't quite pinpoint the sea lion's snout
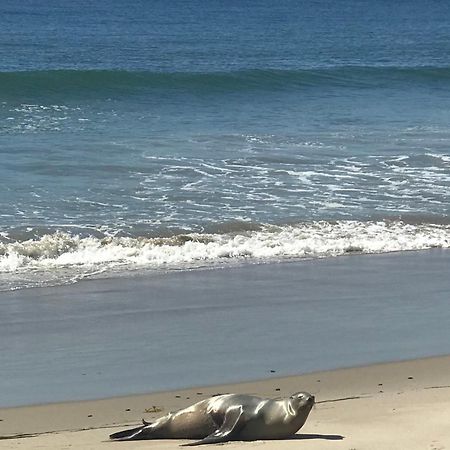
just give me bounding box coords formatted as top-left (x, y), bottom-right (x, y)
top-left (302, 393), bottom-right (315, 407)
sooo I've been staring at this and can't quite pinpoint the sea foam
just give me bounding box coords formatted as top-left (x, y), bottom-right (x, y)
top-left (1, 220), bottom-right (449, 290)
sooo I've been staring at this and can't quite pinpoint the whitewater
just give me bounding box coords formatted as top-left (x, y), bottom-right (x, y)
top-left (1, 0), bottom-right (450, 291)
top-left (0, 220), bottom-right (449, 291)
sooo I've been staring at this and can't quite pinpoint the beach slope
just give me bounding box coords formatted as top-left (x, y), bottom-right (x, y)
top-left (1, 356), bottom-right (449, 449)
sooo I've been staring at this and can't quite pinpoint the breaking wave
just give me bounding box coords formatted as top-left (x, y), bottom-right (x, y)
top-left (1, 220), bottom-right (449, 291)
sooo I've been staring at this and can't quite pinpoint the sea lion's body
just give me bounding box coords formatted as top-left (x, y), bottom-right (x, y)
top-left (110, 392), bottom-right (315, 446)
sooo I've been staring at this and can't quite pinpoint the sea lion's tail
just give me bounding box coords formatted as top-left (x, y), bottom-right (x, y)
top-left (110, 422), bottom-right (151, 440)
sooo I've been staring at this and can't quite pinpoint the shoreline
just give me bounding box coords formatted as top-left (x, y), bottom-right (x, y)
top-left (2, 249), bottom-right (450, 408)
top-left (1, 351), bottom-right (449, 411)
top-left (1, 355), bottom-right (450, 448)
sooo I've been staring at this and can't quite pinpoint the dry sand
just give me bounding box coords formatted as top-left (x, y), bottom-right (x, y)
top-left (1, 355), bottom-right (450, 449)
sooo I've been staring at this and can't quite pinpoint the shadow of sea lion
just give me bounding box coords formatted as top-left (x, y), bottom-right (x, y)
top-left (288, 433), bottom-right (344, 441)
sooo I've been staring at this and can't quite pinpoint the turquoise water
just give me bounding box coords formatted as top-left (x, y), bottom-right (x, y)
top-left (1, 0), bottom-right (450, 290)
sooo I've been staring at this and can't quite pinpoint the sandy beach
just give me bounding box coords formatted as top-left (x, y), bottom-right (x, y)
top-left (1, 355), bottom-right (450, 449)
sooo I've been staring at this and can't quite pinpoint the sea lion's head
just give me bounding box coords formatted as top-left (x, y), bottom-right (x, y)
top-left (289, 391), bottom-right (315, 413)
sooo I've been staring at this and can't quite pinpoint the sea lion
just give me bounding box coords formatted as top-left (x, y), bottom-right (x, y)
top-left (110, 391), bottom-right (315, 446)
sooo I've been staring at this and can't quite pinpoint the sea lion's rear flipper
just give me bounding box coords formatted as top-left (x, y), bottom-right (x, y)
top-left (109, 424), bottom-right (152, 440)
top-left (181, 405), bottom-right (244, 446)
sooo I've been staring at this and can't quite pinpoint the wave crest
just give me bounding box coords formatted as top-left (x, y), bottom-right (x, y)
top-left (1, 221), bottom-right (449, 290)
top-left (2, 66), bottom-right (450, 97)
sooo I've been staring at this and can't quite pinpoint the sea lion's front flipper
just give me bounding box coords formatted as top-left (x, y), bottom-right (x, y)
top-left (181, 405), bottom-right (244, 446)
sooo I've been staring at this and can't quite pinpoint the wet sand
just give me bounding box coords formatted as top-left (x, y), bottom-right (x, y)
top-left (2, 249), bottom-right (450, 407)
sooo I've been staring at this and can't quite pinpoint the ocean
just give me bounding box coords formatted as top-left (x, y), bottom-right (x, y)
top-left (1, 0), bottom-right (450, 291)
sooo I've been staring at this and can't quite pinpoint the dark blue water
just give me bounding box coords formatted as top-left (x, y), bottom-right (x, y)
top-left (1, 0), bottom-right (450, 290)
top-left (2, 0), bottom-right (450, 72)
